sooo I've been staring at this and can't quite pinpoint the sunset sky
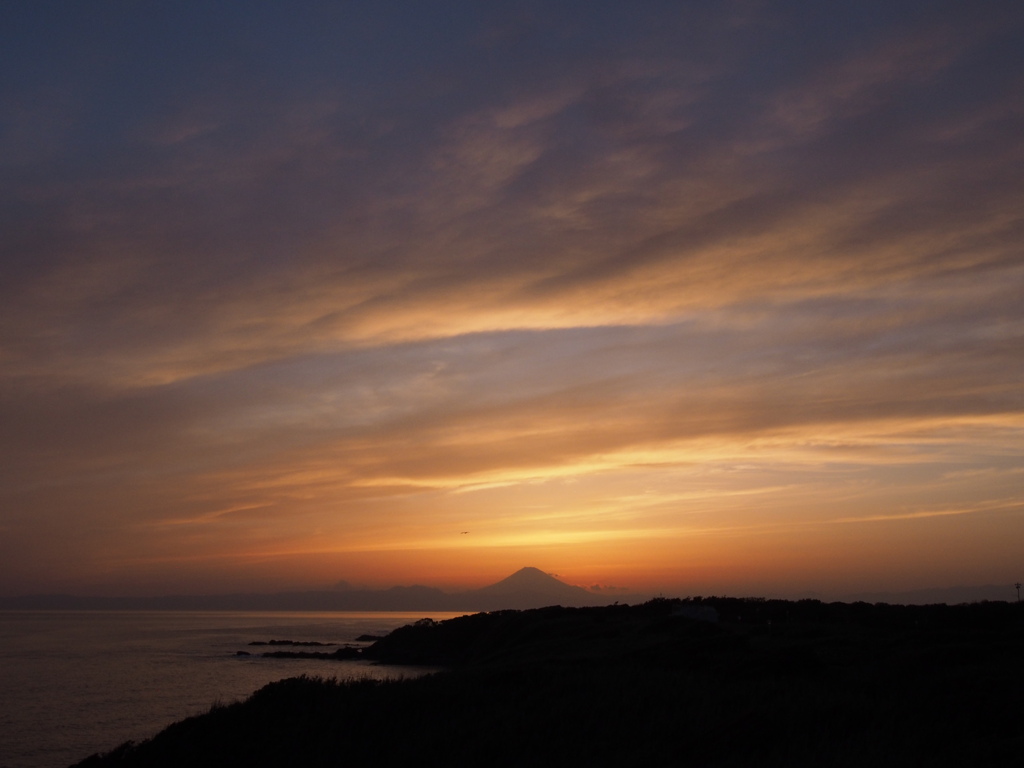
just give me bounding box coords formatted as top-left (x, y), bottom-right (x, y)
top-left (2, 1), bottom-right (1023, 600)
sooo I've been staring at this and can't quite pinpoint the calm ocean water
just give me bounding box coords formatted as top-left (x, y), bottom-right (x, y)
top-left (0, 610), bottom-right (462, 768)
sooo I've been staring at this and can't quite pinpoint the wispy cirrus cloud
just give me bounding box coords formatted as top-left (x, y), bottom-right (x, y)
top-left (1, 1), bottom-right (1022, 596)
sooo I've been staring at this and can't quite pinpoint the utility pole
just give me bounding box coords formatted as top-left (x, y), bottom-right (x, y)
top-left (1015, 582), bottom-right (1022, 603)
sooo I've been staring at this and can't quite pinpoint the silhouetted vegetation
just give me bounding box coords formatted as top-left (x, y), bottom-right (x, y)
top-left (73, 598), bottom-right (1024, 767)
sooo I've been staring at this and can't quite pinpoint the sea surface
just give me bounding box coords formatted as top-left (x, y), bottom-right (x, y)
top-left (0, 610), bottom-right (462, 768)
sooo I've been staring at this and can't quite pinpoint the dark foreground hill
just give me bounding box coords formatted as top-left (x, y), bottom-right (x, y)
top-left (74, 597), bottom-right (1024, 767)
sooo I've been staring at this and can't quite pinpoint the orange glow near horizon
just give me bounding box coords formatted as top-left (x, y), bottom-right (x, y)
top-left (44, 408), bottom-right (1021, 599)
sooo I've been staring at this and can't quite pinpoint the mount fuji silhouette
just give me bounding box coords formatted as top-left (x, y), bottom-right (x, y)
top-left (0, 567), bottom-right (627, 612)
top-left (459, 567), bottom-right (606, 611)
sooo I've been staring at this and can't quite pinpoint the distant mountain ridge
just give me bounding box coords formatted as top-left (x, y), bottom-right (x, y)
top-left (7, 572), bottom-right (1012, 612)
top-left (466, 567), bottom-right (607, 610)
top-left (0, 567), bottom-right (628, 612)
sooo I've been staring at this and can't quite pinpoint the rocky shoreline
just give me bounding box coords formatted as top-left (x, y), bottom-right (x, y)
top-left (73, 598), bottom-right (1024, 767)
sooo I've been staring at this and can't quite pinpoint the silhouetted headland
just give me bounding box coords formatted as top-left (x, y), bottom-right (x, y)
top-left (73, 596), bottom-right (1024, 767)
top-left (247, 640), bottom-right (333, 647)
